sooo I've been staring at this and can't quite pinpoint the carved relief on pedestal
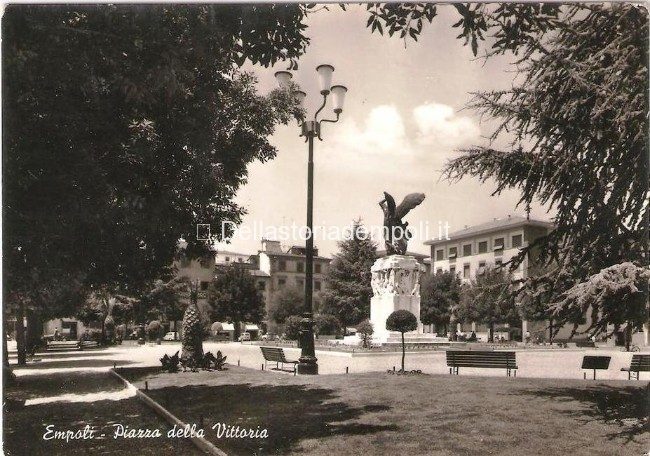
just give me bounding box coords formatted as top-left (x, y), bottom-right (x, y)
top-left (371, 255), bottom-right (423, 297)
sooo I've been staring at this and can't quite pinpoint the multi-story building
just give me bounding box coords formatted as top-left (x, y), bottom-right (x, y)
top-left (176, 239), bottom-right (330, 334)
top-left (424, 215), bottom-right (555, 339)
top-left (256, 239), bottom-right (330, 314)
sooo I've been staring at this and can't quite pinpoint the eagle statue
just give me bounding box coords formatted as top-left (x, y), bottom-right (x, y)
top-left (379, 191), bottom-right (426, 255)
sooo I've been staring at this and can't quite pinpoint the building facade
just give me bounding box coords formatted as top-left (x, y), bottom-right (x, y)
top-left (424, 215), bottom-right (555, 339)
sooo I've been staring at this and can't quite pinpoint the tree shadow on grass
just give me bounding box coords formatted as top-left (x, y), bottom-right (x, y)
top-left (521, 384), bottom-right (649, 443)
top-left (12, 359), bottom-right (133, 370)
top-left (149, 383), bottom-right (397, 455)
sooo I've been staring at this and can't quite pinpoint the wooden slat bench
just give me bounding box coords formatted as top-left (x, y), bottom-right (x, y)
top-left (46, 340), bottom-right (82, 351)
top-left (446, 350), bottom-right (518, 377)
top-left (581, 355), bottom-right (611, 379)
top-left (260, 347), bottom-right (298, 373)
top-left (79, 340), bottom-right (100, 350)
top-left (621, 354), bottom-right (650, 380)
top-left (46, 340), bottom-right (100, 351)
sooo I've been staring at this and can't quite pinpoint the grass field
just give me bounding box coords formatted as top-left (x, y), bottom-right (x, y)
top-left (122, 366), bottom-right (649, 456)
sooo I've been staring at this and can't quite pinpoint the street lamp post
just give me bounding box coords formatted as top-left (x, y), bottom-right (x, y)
top-left (275, 65), bottom-right (348, 375)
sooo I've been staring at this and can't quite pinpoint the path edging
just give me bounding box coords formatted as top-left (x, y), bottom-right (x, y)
top-left (110, 369), bottom-right (228, 456)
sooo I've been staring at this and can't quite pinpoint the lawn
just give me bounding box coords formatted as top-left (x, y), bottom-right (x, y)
top-left (121, 366), bottom-right (649, 456)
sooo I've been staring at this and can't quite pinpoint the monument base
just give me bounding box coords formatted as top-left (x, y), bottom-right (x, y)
top-left (370, 255), bottom-right (426, 345)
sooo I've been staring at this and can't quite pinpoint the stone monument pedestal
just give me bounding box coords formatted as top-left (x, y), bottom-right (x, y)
top-left (370, 255), bottom-right (431, 344)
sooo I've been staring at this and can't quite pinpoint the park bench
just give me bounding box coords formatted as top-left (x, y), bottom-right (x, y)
top-left (260, 347), bottom-right (298, 373)
top-left (79, 340), bottom-right (99, 350)
top-left (46, 340), bottom-right (100, 351)
top-left (581, 355), bottom-right (611, 379)
top-left (46, 340), bottom-right (81, 351)
top-left (446, 350), bottom-right (518, 377)
top-left (621, 354), bottom-right (650, 380)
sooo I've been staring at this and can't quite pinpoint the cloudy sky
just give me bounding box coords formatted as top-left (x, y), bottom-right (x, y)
top-left (217, 4), bottom-right (552, 258)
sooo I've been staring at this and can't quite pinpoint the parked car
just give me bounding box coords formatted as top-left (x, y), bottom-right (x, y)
top-left (238, 332), bottom-right (251, 342)
top-left (163, 331), bottom-right (178, 341)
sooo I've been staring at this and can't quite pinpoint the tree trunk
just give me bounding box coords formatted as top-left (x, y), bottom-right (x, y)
top-left (16, 302), bottom-right (26, 366)
top-left (624, 324), bottom-right (632, 352)
top-left (548, 317), bottom-right (554, 343)
top-left (489, 322), bottom-right (495, 343)
top-left (401, 332), bottom-right (405, 372)
top-left (25, 310), bottom-right (43, 356)
top-left (234, 320), bottom-right (241, 341)
top-left (3, 325), bottom-right (15, 386)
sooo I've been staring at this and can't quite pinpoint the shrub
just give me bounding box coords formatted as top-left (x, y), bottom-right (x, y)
top-left (210, 321), bottom-right (224, 335)
top-left (356, 319), bottom-right (374, 348)
top-left (314, 314), bottom-right (341, 336)
top-left (147, 320), bottom-right (163, 340)
top-left (284, 315), bottom-right (303, 340)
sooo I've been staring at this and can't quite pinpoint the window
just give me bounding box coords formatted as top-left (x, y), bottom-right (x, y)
top-left (495, 259), bottom-right (503, 268)
top-left (436, 249), bottom-right (444, 261)
top-left (478, 261), bottom-right (486, 275)
top-left (494, 238), bottom-right (504, 251)
top-left (315, 263), bottom-right (322, 274)
top-left (436, 268), bottom-right (443, 274)
top-left (296, 278), bottom-right (304, 288)
top-left (314, 280), bottom-right (321, 291)
top-left (463, 244), bottom-right (472, 257)
top-left (478, 241), bottom-right (488, 254)
top-left (297, 261), bottom-right (304, 273)
top-left (225, 256), bottom-right (230, 262)
top-left (448, 247), bottom-right (457, 259)
top-left (449, 266), bottom-right (456, 276)
top-left (463, 264), bottom-right (470, 278)
top-left (278, 278), bottom-right (286, 288)
top-left (278, 260), bottom-right (287, 271)
top-left (238, 257), bottom-right (243, 263)
top-left (200, 281), bottom-right (209, 291)
top-left (512, 234), bottom-right (523, 248)
top-left (258, 281), bottom-right (266, 291)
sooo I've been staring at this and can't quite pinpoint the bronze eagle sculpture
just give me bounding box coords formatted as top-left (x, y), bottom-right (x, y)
top-left (379, 191), bottom-right (426, 255)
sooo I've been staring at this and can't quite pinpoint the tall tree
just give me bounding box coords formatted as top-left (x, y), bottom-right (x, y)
top-left (321, 220), bottom-right (377, 329)
top-left (420, 271), bottom-right (461, 334)
top-left (207, 265), bottom-right (264, 340)
top-left (369, 4), bottom-right (649, 338)
top-left (269, 286), bottom-right (304, 324)
top-left (455, 267), bottom-right (519, 342)
top-left (3, 4), bottom-right (310, 361)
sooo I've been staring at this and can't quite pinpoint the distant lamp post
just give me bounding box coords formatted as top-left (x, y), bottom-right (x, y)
top-left (274, 65), bottom-right (348, 375)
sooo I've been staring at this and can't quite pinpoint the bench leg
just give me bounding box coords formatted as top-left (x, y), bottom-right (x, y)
top-left (583, 372), bottom-right (586, 380)
top-left (593, 369), bottom-right (596, 380)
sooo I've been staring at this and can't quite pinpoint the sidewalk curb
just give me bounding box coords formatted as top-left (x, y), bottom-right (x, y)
top-left (110, 369), bottom-right (228, 456)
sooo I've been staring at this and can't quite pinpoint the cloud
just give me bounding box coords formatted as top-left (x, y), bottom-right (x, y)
top-left (333, 104), bottom-right (413, 156)
top-left (413, 102), bottom-right (480, 148)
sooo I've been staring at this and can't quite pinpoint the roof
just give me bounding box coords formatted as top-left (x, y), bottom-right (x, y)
top-left (215, 250), bottom-right (250, 257)
top-left (424, 215), bottom-right (555, 246)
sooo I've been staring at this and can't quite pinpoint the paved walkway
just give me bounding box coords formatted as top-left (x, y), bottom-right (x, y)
top-left (10, 342), bottom-right (648, 381)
